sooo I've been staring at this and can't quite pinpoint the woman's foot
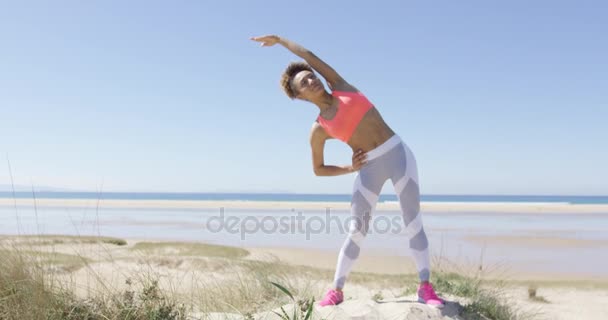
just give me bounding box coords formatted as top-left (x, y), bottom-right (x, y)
top-left (417, 283), bottom-right (445, 308)
top-left (318, 289), bottom-right (344, 306)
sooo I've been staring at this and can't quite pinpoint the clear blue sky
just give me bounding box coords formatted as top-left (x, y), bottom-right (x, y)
top-left (1, 1), bottom-right (606, 195)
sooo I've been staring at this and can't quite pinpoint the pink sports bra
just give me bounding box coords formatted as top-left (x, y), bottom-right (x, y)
top-left (316, 90), bottom-right (374, 143)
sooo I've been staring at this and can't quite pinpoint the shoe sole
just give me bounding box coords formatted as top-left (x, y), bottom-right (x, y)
top-left (418, 297), bottom-right (445, 308)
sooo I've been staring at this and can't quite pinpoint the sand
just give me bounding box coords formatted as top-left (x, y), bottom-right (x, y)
top-left (2, 235), bottom-right (607, 319)
top-left (464, 234), bottom-right (608, 248)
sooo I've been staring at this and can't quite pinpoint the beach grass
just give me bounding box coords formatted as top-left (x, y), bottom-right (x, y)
top-left (194, 259), bottom-right (320, 315)
top-left (0, 249), bottom-right (91, 273)
top-left (0, 235), bottom-right (537, 320)
top-left (130, 241), bottom-right (249, 259)
top-left (0, 243), bottom-right (187, 320)
top-left (2, 234), bottom-right (128, 246)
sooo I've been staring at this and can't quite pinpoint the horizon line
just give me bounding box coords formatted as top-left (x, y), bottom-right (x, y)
top-left (0, 190), bottom-right (607, 197)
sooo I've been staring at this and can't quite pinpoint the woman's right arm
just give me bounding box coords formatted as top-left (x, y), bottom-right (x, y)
top-left (310, 123), bottom-right (367, 176)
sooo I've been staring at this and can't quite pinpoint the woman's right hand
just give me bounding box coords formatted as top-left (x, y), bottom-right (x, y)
top-left (351, 149), bottom-right (368, 171)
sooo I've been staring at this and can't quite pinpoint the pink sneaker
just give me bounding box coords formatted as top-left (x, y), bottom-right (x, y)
top-left (318, 289), bottom-right (344, 306)
top-left (417, 283), bottom-right (444, 308)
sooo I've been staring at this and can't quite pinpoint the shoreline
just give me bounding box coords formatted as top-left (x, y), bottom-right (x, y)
top-left (1, 198), bottom-right (608, 214)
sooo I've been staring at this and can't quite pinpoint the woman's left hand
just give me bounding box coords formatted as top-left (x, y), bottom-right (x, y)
top-left (250, 35), bottom-right (281, 47)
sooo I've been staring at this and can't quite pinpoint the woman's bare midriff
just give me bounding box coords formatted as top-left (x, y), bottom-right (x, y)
top-left (346, 108), bottom-right (395, 153)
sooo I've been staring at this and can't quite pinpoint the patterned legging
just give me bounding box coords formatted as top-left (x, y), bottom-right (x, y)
top-left (333, 135), bottom-right (430, 289)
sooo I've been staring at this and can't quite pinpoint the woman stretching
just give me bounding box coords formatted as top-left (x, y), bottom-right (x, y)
top-left (251, 35), bottom-right (444, 308)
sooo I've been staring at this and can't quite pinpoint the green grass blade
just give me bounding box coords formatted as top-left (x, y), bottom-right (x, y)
top-left (303, 298), bottom-right (314, 320)
top-left (281, 306), bottom-right (291, 320)
top-left (270, 281), bottom-right (295, 301)
top-left (272, 310), bottom-right (289, 320)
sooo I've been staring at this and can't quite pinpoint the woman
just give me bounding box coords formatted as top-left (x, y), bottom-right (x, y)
top-left (251, 35), bottom-right (444, 308)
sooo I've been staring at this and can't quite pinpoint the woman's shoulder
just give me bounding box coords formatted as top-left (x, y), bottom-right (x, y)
top-left (310, 121), bottom-right (331, 140)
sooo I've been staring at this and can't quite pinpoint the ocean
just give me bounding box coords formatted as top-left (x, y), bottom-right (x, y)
top-left (1, 191), bottom-right (607, 204)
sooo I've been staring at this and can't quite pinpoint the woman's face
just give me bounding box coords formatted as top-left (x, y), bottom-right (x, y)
top-left (291, 70), bottom-right (325, 100)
